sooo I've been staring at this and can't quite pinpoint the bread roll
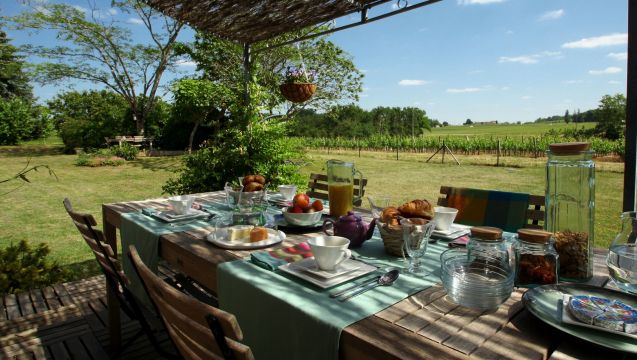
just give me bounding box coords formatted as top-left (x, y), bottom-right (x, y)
top-left (380, 207), bottom-right (401, 225)
top-left (242, 175), bottom-right (266, 186)
top-left (398, 199), bottom-right (434, 219)
top-left (244, 181), bottom-right (264, 192)
top-left (250, 227), bottom-right (268, 242)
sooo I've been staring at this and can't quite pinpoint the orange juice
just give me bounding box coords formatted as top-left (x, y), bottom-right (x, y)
top-left (328, 183), bottom-right (353, 217)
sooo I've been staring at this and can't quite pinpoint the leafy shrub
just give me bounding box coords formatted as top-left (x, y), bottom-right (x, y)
top-left (76, 149), bottom-right (125, 167)
top-left (163, 120), bottom-right (306, 194)
top-left (0, 97), bottom-right (34, 145)
top-left (110, 142), bottom-right (139, 160)
top-left (0, 240), bottom-right (67, 295)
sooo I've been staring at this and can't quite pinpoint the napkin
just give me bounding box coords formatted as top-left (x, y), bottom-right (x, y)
top-left (251, 242), bottom-right (313, 271)
top-left (448, 235), bottom-right (470, 248)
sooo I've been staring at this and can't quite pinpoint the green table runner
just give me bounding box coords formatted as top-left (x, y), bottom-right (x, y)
top-left (218, 237), bottom-right (447, 360)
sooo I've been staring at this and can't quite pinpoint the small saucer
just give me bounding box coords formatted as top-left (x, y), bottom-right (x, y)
top-left (301, 258), bottom-right (361, 279)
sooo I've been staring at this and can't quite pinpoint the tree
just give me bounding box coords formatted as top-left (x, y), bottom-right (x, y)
top-left (0, 29), bottom-right (32, 101)
top-left (442, 121), bottom-right (449, 127)
top-left (595, 93), bottom-right (625, 140)
top-left (464, 118), bottom-right (473, 126)
top-left (172, 79), bottom-right (232, 152)
top-left (10, 0), bottom-right (183, 135)
top-left (179, 29), bottom-right (363, 120)
top-left (564, 109), bottom-right (570, 124)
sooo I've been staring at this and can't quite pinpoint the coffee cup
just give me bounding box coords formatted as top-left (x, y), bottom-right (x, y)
top-left (308, 236), bottom-right (351, 271)
top-left (433, 206), bottom-right (459, 231)
top-left (168, 195), bottom-right (194, 215)
top-left (277, 184), bottom-right (297, 201)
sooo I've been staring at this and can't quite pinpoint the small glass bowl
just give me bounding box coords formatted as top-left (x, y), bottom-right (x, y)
top-left (440, 248), bottom-right (514, 310)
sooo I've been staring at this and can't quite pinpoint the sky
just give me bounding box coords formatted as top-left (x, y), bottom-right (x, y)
top-left (2, 0), bottom-right (629, 125)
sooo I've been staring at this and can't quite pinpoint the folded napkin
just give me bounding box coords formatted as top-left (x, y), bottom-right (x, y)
top-left (250, 242), bottom-right (313, 271)
top-left (448, 235), bottom-right (470, 248)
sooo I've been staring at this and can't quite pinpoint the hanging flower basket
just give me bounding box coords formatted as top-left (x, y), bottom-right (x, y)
top-left (279, 82), bottom-right (317, 103)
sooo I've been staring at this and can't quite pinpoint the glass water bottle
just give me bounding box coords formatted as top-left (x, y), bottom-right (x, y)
top-left (545, 142), bottom-right (595, 282)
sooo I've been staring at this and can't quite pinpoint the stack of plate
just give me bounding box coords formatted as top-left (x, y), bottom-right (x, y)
top-left (440, 248), bottom-right (514, 310)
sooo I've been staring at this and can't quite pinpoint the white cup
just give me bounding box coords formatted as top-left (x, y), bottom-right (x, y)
top-left (168, 195), bottom-right (194, 215)
top-left (308, 236), bottom-right (351, 271)
top-left (433, 206), bottom-right (459, 231)
top-left (278, 184), bottom-right (297, 201)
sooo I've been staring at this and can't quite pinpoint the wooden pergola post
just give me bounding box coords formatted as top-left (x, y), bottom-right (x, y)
top-left (625, 0), bottom-right (636, 212)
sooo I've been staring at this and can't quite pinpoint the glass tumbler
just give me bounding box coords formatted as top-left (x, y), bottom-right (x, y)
top-left (402, 222), bottom-right (435, 274)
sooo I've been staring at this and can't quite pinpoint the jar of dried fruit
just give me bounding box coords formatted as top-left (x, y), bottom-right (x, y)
top-left (545, 142), bottom-right (595, 281)
top-left (514, 229), bottom-right (559, 287)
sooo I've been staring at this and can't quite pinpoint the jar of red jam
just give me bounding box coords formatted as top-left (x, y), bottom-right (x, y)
top-left (514, 229), bottom-right (559, 287)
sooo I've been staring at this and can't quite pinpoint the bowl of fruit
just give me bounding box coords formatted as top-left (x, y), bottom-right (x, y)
top-left (283, 194), bottom-right (324, 226)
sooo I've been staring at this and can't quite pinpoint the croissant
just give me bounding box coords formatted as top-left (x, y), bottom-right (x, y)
top-left (380, 207), bottom-right (401, 225)
top-left (398, 199), bottom-right (434, 219)
top-left (244, 181), bottom-right (264, 192)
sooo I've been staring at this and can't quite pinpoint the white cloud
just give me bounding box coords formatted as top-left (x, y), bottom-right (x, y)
top-left (446, 87), bottom-right (482, 93)
top-left (499, 51), bottom-right (561, 64)
top-left (175, 60), bottom-right (197, 67)
top-left (501, 86), bottom-right (510, 91)
top-left (127, 18), bottom-right (144, 25)
top-left (539, 9), bottom-right (564, 21)
top-left (521, 95), bottom-right (533, 100)
top-left (608, 80), bottom-right (622, 85)
top-left (608, 52), bottom-right (628, 61)
top-left (562, 33), bottom-right (627, 49)
top-left (457, 0), bottom-right (506, 5)
top-left (398, 79), bottom-right (429, 86)
top-left (563, 80), bottom-right (584, 84)
top-left (588, 66), bottom-right (622, 75)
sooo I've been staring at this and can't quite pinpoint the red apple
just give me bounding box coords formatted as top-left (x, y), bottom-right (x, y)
top-left (289, 205), bottom-right (303, 213)
top-left (293, 193), bottom-right (311, 210)
top-left (311, 199), bottom-right (324, 211)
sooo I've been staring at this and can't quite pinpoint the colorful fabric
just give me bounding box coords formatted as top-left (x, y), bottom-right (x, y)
top-left (250, 242), bottom-right (313, 271)
top-left (446, 187), bottom-right (530, 232)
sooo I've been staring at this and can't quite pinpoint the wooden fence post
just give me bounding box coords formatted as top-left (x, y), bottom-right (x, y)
top-left (497, 139), bottom-right (501, 167)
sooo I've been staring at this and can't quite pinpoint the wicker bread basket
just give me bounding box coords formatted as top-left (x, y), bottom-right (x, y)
top-left (378, 222), bottom-right (404, 257)
top-left (279, 82), bottom-right (317, 103)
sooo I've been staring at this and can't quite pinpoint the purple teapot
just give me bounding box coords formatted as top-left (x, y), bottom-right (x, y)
top-left (323, 211), bottom-right (376, 248)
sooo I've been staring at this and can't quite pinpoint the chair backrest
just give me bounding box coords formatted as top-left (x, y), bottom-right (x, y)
top-left (437, 186), bottom-right (545, 231)
top-left (306, 173), bottom-right (367, 207)
top-left (128, 245), bottom-right (253, 360)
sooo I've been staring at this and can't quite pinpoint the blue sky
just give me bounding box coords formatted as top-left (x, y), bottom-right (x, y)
top-left (2, 0), bottom-right (629, 124)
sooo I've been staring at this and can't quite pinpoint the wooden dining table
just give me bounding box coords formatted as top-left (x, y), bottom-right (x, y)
top-left (102, 192), bottom-right (634, 359)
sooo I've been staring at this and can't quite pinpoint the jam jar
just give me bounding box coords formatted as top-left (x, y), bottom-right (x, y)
top-left (467, 226), bottom-right (509, 267)
top-left (514, 229), bottom-right (559, 287)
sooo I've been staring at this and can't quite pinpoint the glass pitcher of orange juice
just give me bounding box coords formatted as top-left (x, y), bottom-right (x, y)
top-left (327, 160), bottom-right (363, 217)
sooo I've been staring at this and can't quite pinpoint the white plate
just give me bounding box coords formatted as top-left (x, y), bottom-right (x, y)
top-left (296, 258), bottom-right (361, 279)
top-left (152, 208), bottom-right (209, 222)
top-left (432, 223), bottom-right (471, 240)
top-left (279, 258), bottom-right (377, 288)
top-left (206, 227), bottom-right (285, 250)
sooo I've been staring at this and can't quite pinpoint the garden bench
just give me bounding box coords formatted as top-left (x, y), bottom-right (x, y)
top-left (105, 136), bottom-right (154, 151)
top-left (306, 173), bottom-right (367, 206)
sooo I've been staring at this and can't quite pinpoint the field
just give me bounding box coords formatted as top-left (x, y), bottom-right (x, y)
top-left (428, 122), bottom-right (596, 138)
top-left (0, 135), bottom-right (624, 281)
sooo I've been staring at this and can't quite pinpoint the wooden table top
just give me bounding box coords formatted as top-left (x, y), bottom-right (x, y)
top-left (102, 192), bottom-right (633, 360)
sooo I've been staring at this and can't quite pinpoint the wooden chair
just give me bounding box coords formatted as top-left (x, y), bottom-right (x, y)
top-left (63, 198), bottom-right (176, 358)
top-left (306, 173), bottom-right (368, 207)
top-left (128, 245), bottom-right (254, 360)
top-left (437, 186), bottom-right (545, 230)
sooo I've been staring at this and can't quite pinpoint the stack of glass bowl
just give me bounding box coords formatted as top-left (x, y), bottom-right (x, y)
top-left (440, 248), bottom-right (514, 310)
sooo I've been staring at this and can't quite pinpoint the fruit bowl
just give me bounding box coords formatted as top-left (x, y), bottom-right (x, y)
top-left (282, 207), bottom-right (322, 226)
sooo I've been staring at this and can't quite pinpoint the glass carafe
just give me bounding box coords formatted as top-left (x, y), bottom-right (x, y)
top-left (545, 142), bottom-right (595, 282)
top-left (607, 212), bottom-right (637, 294)
top-left (326, 160), bottom-right (363, 217)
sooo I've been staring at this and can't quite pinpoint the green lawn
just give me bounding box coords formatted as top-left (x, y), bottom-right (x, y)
top-left (428, 122), bottom-right (596, 138)
top-left (0, 142), bottom-right (623, 280)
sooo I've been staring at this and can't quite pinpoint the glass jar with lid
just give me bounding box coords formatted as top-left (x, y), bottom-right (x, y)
top-left (514, 229), bottom-right (559, 287)
top-left (545, 142), bottom-right (595, 281)
top-left (467, 226), bottom-right (510, 267)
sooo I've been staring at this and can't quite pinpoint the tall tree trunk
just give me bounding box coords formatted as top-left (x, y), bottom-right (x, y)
top-left (188, 121), bottom-right (200, 154)
top-left (134, 111), bottom-right (144, 135)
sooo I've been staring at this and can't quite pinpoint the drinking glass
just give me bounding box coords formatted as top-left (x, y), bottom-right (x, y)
top-left (212, 213), bottom-right (233, 241)
top-left (225, 182), bottom-right (242, 210)
top-left (368, 196), bottom-right (390, 219)
top-left (402, 222), bottom-right (435, 274)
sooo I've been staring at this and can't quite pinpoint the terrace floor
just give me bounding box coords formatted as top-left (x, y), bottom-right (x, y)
top-left (0, 275), bottom-right (173, 359)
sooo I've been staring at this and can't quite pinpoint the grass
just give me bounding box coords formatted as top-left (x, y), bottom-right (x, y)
top-left (428, 122), bottom-right (596, 138)
top-left (0, 140), bottom-right (623, 281)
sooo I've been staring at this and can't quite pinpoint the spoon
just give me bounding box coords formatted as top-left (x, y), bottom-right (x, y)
top-left (337, 269), bottom-right (400, 302)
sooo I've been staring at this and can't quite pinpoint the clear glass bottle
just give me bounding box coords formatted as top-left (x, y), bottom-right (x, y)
top-left (514, 229), bottom-right (559, 287)
top-left (467, 226), bottom-right (509, 267)
top-left (545, 142), bottom-right (595, 282)
top-left (607, 211), bottom-right (637, 294)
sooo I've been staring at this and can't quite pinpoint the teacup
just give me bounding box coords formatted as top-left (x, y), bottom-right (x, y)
top-left (168, 195), bottom-right (194, 215)
top-left (308, 236), bottom-right (351, 271)
top-left (433, 206), bottom-right (459, 231)
top-left (278, 184), bottom-right (297, 201)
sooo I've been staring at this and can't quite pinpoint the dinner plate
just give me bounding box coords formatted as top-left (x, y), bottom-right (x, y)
top-left (560, 294), bottom-right (637, 340)
top-left (151, 208), bottom-right (209, 223)
top-left (206, 227), bottom-right (286, 250)
top-left (279, 258), bottom-right (376, 289)
top-left (523, 284), bottom-right (637, 353)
